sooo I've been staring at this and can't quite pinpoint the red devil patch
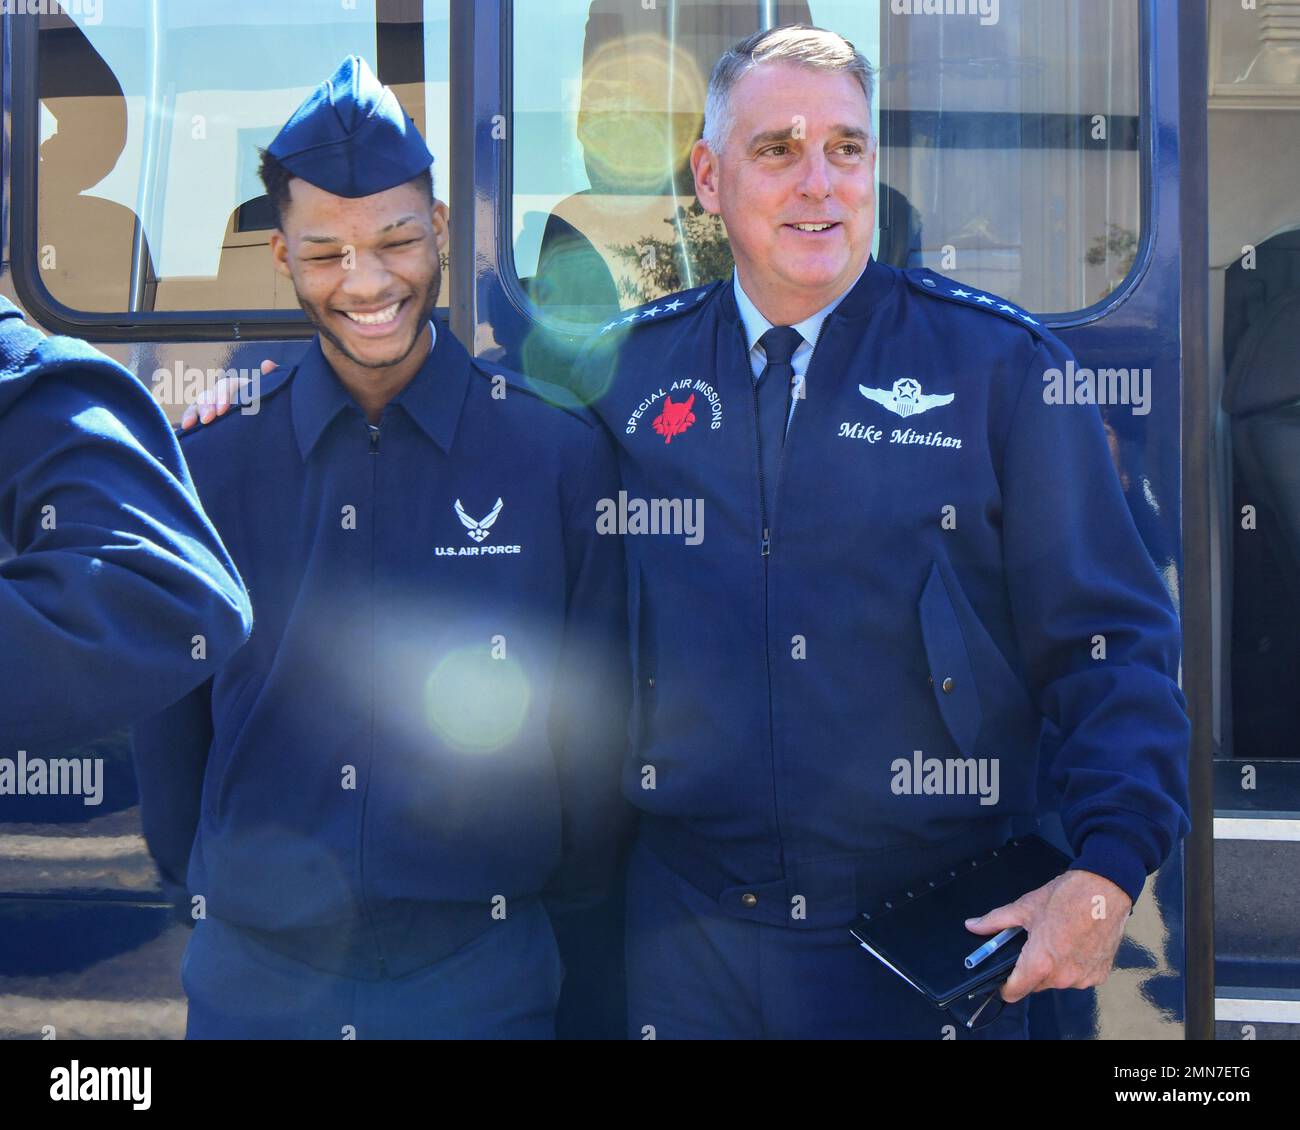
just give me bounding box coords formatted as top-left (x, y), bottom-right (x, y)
top-left (653, 393), bottom-right (696, 444)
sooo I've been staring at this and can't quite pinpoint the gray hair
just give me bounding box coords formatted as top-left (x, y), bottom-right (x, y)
top-left (702, 25), bottom-right (877, 152)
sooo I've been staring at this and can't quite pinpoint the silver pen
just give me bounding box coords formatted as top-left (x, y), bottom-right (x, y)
top-left (964, 926), bottom-right (1024, 970)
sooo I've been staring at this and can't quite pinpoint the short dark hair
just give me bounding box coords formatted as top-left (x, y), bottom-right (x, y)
top-left (257, 149), bottom-right (435, 229)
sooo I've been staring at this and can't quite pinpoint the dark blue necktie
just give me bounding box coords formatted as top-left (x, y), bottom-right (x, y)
top-left (756, 325), bottom-right (803, 526)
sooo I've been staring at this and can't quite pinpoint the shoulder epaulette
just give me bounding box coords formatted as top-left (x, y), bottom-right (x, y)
top-left (903, 268), bottom-right (1050, 340)
top-left (176, 362), bottom-right (294, 440)
top-left (467, 362), bottom-right (596, 428)
top-left (594, 280), bottom-right (722, 336)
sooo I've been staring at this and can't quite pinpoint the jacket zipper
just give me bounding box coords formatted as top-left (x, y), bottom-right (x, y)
top-left (748, 316), bottom-right (832, 879)
top-left (359, 420), bottom-right (387, 974)
top-left (749, 345), bottom-right (772, 559)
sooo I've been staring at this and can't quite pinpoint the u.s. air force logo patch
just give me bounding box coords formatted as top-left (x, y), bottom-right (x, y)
top-left (436, 498), bottom-right (523, 557)
top-left (455, 497), bottom-right (502, 543)
top-left (858, 378), bottom-right (954, 418)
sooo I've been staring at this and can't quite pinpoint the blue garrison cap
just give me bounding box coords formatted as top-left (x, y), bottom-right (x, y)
top-left (267, 55), bottom-right (434, 198)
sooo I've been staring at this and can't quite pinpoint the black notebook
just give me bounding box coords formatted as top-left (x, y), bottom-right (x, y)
top-left (849, 834), bottom-right (1074, 1010)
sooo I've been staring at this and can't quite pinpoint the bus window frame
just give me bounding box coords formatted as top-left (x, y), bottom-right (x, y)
top-left (8, 6), bottom-right (451, 342)
top-left (495, 0), bottom-right (1157, 338)
top-left (6, 14), bottom-right (316, 341)
top-left (6, 3), bottom-right (1154, 341)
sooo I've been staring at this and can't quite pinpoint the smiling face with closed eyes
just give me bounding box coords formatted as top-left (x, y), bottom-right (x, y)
top-left (269, 176), bottom-right (449, 386)
top-left (692, 61), bottom-right (877, 326)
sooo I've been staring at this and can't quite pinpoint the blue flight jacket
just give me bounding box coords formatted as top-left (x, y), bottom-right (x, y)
top-left (0, 297), bottom-right (251, 752)
top-left (132, 323), bottom-right (629, 976)
top-left (573, 257), bottom-right (1190, 919)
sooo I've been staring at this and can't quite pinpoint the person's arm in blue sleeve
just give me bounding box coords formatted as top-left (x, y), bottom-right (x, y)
top-left (1001, 338), bottom-right (1191, 906)
top-left (0, 341), bottom-right (251, 751)
top-left (543, 422), bottom-right (634, 915)
top-left (132, 678), bottom-right (214, 925)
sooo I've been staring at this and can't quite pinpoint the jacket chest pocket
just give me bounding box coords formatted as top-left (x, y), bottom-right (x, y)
top-left (918, 561), bottom-right (982, 757)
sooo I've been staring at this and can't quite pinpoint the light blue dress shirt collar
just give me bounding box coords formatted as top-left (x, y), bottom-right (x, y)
top-left (732, 261), bottom-right (869, 381)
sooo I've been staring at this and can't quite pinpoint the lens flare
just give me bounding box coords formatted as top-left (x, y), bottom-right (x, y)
top-left (423, 648), bottom-right (531, 754)
top-left (577, 34), bottom-right (706, 193)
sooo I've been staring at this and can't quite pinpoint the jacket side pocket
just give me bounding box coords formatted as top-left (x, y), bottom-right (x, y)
top-left (918, 560), bottom-right (982, 757)
top-left (204, 674), bottom-right (261, 820)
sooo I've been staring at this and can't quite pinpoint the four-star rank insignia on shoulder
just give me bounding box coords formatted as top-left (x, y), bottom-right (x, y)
top-left (903, 268), bottom-right (1050, 340)
top-left (596, 280), bottom-right (721, 335)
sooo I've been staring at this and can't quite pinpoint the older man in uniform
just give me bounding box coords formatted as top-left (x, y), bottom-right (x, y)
top-left (572, 26), bottom-right (1189, 1039)
top-left (0, 297), bottom-right (250, 751)
top-left (133, 57), bottom-right (628, 1039)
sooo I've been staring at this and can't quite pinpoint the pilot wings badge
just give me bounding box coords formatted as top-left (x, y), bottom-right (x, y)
top-left (455, 497), bottom-right (504, 543)
top-left (858, 378), bottom-right (954, 418)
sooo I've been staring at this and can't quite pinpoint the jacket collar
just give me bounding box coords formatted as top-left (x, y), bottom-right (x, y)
top-left (291, 318), bottom-right (471, 460)
top-left (717, 254), bottom-right (896, 330)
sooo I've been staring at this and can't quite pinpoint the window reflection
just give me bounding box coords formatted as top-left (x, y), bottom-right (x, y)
top-left (513, 0), bottom-right (1140, 322)
top-left (35, 1), bottom-right (449, 315)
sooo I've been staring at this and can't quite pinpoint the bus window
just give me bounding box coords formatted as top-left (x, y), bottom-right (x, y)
top-left (511, 0), bottom-right (1141, 325)
top-left (32, 0), bottom-right (450, 319)
top-left (1209, 0), bottom-right (1300, 760)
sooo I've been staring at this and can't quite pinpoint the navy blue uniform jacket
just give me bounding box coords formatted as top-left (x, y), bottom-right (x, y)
top-left (132, 324), bottom-right (629, 975)
top-left (573, 258), bottom-right (1190, 917)
top-left (0, 297), bottom-right (251, 751)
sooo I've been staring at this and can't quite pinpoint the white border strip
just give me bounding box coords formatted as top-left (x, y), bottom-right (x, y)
top-left (1213, 817), bottom-right (1300, 841)
top-left (1215, 997), bottom-right (1300, 1024)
